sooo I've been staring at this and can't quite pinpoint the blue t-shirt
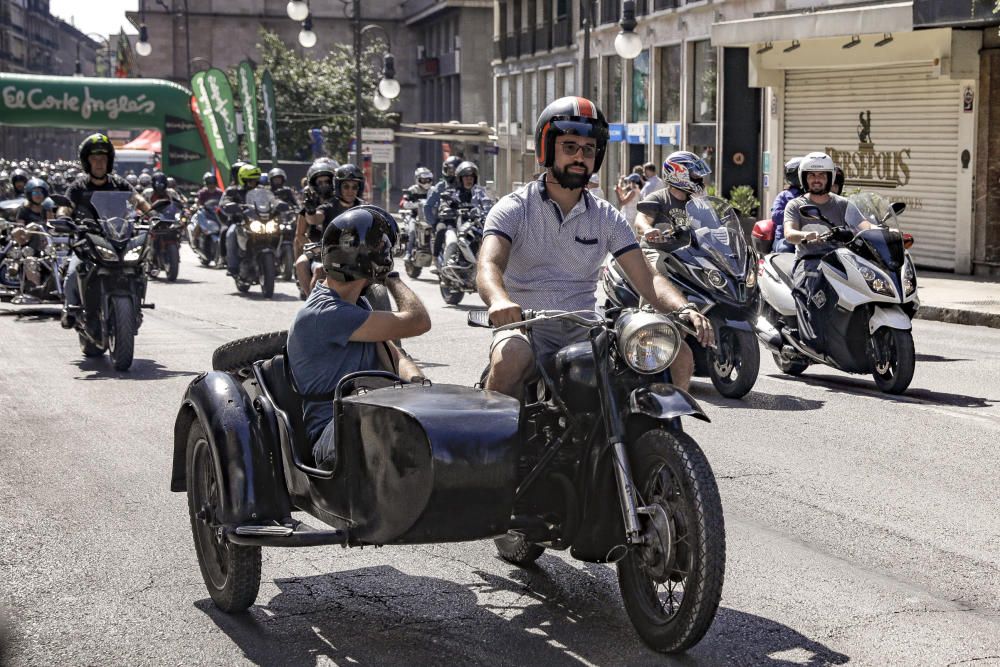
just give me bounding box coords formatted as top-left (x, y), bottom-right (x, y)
top-left (287, 284), bottom-right (378, 443)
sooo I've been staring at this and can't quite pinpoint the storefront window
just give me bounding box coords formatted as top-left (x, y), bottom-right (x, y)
top-left (629, 49), bottom-right (649, 123)
top-left (692, 40), bottom-right (717, 123)
top-left (657, 44), bottom-right (681, 123)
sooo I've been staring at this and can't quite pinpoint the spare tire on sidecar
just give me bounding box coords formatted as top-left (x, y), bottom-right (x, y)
top-left (171, 352), bottom-right (522, 612)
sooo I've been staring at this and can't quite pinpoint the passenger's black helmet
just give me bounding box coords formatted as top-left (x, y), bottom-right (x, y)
top-left (152, 171), bottom-right (168, 193)
top-left (229, 160), bottom-right (248, 186)
top-left (321, 205), bottom-right (398, 283)
top-left (78, 133), bottom-right (115, 175)
top-left (202, 171), bottom-right (216, 186)
top-left (335, 163), bottom-right (365, 198)
top-left (306, 158), bottom-right (337, 188)
top-left (784, 158), bottom-right (803, 189)
top-left (441, 155), bottom-right (463, 178)
top-left (455, 161), bottom-right (479, 185)
top-left (268, 167), bottom-right (287, 183)
top-left (10, 168), bottom-right (30, 187)
top-left (534, 96), bottom-right (609, 171)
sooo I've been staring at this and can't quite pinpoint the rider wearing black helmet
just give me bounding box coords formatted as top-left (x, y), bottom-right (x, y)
top-left (267, 167), bottom-right (298, 206)
top-left (478, 96), bottom-right (713, 399)
top-left (61, 133), bottom-right (150, 328)
top-left (196, 171), bottom-right (221, 206)
top-left (423, 155), bottom-right (464, 227)
top-left (9, 168), bottom-right (30, 197)
top-left (143, 171), bottom-right (184, 206)
top-left (286, 205), bottom-right (429, 471)
top-left (770, 157), bottom-right (804, 253)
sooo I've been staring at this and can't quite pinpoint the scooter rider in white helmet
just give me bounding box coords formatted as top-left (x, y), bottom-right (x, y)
top-left (401, 167), bottom-right (434, 259)
top-left (783, 152), bottom-right (872, 352)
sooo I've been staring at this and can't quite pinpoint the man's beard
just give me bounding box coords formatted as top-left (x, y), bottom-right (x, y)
top-left (552, 163), bottom-right (591, 190)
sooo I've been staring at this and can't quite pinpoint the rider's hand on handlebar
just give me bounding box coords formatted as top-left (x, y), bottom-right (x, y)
top-left (803, 231), bottom-right (821, 244)
top-left (642, 228), bottom-right (663, 244)
top-left (681, 308), bottom-right (715, 348)
top-left (830, 227), bottom-right (855, 243)
top-left (488, 299), bottom-right (523, 327)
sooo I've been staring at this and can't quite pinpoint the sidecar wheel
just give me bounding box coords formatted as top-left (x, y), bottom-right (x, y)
top-left (617, 429), bottom-right (725, 654)
top-left (186, 421), bottom-right (261, 612)
top-left (212, 330), bottom-right (287, 374)
top-left (494, 531), bottom-right (545, 566)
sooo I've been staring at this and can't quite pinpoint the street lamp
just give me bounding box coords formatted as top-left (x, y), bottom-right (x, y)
top-left (136, 23), bottom-right (152, 57)
top-left (373, 92), bottom-right (391, 111)
top-left (287, 1), bottom-right (310, 22)
top-left (614, 0), bottom-right (642, 60)
top-left (298, 14), bottom-right (317, 48)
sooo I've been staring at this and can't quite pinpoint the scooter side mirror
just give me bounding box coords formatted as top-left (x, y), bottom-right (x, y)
top-left (636, 201), bottom-right (662, 218)
top-left (890, 201), bottom-right (906, 217)
top-left (798, 204), bottom-right (823, 221)
top-left (48, 194), bottom-right (72, 208)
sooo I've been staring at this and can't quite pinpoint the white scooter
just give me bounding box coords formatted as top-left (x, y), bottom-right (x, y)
top-left (755, 192), bottom-right (919, 394)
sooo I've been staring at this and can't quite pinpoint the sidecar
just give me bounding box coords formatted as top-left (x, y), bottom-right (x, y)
top-left (171, 353), bottom-right (522, 590)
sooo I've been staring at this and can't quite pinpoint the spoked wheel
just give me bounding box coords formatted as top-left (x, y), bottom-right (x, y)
top-left (186, 421), bottom-right (261, 612)
top-left (870, 327), bottom-right (915, 394)
top-left (617, 429), bottom-right (725, 654)
top-left (494, 531), bottom-right (545, 566)
top-left (107, 295), bottom-right (135, 371)
top-left (708, 329), bottom-right (760, 398)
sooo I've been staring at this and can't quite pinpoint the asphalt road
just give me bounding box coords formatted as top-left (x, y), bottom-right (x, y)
top-left (1, 245), bottom-right (998, 666)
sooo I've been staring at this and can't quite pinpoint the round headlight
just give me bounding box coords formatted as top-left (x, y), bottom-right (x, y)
top-left (858, 265), bottom-right (876, 281)
top-left (615, 310), bottom-right (682, 374)
top-left (249, 220), bottom-right (265, 234)
top-left (265, 220), bottom-right (279, 234)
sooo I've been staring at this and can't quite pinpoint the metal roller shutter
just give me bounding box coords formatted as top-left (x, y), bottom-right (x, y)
top-left (784, 63), bottom-right (960, 269)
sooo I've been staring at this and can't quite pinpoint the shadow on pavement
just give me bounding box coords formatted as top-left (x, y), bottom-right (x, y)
top-left (688, 383), bottom-right (825, 412)
top-left (766, 373), bottom-right (997, 409)
top-left (196, 559), bottom-right (848, 667)
top-left (914, 353), bottom-right (970, 363)
top-left (0, 305), bottom-right (61, 321)
top-left (153, 277), bottom-right (203, 285)
top-left (72, 357), bottom-right (201, 381)
top-left (228, 291), bottom-right (301, 302)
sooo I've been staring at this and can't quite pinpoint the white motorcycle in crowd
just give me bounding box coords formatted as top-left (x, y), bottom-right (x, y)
top-left (755, 192), bottom-right (919, 394)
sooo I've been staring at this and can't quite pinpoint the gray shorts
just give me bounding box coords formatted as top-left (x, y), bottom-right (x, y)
top-left (490, 319), bottom-right (591, 366)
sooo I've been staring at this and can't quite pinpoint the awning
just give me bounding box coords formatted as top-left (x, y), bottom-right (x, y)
top-left (122, 129), bottom-right (162, 153)
top-left (395, 121), bottom-right (496, 144)
top-left (712, 1), bottom-right (914, 47)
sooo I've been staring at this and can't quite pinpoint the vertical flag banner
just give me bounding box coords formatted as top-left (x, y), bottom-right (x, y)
top-left (190, 71), bottom-right (231, 183)
top-left (260, 69), bottom-right (279, 166)
top-left (237, 60), bottom-right (259, 164)
top-left (203, 68), bottom-right (240, 170)
top-left (189, 96), bottom-right (222, 187)
top-left (114, 28), bottom-right (136, 78)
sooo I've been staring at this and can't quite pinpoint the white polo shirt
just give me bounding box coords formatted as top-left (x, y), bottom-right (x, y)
top-left (484, 175), bottom-right (639, 311)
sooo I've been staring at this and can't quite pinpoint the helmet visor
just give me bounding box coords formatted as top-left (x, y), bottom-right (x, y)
top-left (551, 119), bottom-right (609, 143)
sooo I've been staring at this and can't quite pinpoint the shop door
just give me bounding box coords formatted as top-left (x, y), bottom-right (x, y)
top-left (784, 63), bottom-right (961, 270)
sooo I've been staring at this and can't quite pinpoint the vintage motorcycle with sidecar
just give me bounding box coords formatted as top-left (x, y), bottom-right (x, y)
top-left (171, 306), bottom-right (725, 654)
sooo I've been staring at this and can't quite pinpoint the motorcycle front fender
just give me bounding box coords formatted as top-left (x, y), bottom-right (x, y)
top-left (171, 371), bottom-right (291, 524)
top-left (628, 383), bottom-right (710, 423)
top-left (869, 305), bottom-right (912, 334)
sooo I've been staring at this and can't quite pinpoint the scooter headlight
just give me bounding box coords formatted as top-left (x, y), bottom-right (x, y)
top-left (847, 256), bottom-right (895, 298)
top-left (615, 310), bottom-right (682, 374)
top-left (902, 256), bottom-right (917, 296)
top-left (87, 233), bottom-right (119, 263)
top-left (123, 233), bottom-right (147, 264)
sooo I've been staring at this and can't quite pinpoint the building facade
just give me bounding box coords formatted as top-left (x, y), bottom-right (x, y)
top-left (0, 0), bottom-right (103, 159)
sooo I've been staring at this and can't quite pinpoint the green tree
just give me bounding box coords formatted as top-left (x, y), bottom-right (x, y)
top-left (253, 30), bottom-right (396, 161)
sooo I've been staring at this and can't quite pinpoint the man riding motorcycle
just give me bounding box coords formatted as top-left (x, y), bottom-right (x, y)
top-left (478, 96), bottom-right (713, 400)
top-left (286, 205), bottom-right (429, 471)
top-left (432, 160), bottom-right (493, 263)
top-left (222, 163), bottom-right (262, 276)
top-left (268, 167), bottom-right (298, 206)
top-left (8, 168), bottom-right (30, 199)
top-left (143, 172), bottom-right (185, 207)
top-left (423, 155), bottom-right (463, 228)
top-left (60, 133), bottom-right (151, 329)
top-left (783, 152), bottom-right (872, 353)
top-left (401, 166), bottom-right (434, 259)
top-left (633, 150), bottom-right (710, 250)
top-left (294, 161), bottom-right (364, 298)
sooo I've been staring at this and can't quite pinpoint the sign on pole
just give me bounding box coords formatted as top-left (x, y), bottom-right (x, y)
top-left (363, 143), bottom-right (395, 163)
top-left (361, 128), bottom-right (394, 142)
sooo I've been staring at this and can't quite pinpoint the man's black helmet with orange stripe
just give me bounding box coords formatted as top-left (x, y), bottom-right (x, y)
top-left (534, 96), bottom-right (610, 172)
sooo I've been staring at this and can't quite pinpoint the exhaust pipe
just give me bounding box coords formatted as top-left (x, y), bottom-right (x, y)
top-left (754, 315), bottom-right (782, 350)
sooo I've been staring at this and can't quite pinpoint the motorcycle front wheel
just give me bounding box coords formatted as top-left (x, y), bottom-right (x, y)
top-left (870, 328), bottom-right (915, 394)
top-left (617, 428), bottom-right (725, 654)
top-left (279, 250), bottom-right (294, 281)
top-left (165, 244), bottom-right (180, 282)
top-left (259, 256), bottom-right (276, 299)
top-left (186, 420), bottom-right (261, 612)
top-left (708, 329), bottom-right (760, 398)
top-left (107, 295), bottom-right (135, 371)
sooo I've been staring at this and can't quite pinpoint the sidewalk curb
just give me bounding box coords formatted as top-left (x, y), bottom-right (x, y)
top-left (916, 306), bottom-right (1000, 330)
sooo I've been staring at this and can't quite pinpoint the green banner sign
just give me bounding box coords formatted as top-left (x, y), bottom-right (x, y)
top-left (190, 71), bottom-right (230, 185)
top-left (203, 68), bottom-right (240, 172)
top-left (0, 73), bottom-right (212, 185)
top-left (237, 61), bottom-right (258, 165)
top-left (260, 69), bottom-right (278, 166)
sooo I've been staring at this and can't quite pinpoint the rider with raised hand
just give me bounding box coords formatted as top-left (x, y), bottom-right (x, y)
top-left (61, 133), bottom-right (150, 329)
top-left (783, 152), bottom-right (872, 352)
top-left (221, 163), bottom-right (262, 276)
top-left (634, 151), bottom-right (709, 246)
top-left (286, 205), bottom-right (430, 471)
top-left (267, 167), bottom-right (298, 206)
top-left (423, 155), bottom-right (463, 228)
top-left (770, 158), bottom-right (804, 254)
top-left (295, 161), bottom-right (364, 297)
top-left (478, 97), bottom-right (713, 400)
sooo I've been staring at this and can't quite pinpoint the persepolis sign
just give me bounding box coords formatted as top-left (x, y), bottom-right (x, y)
top-left (825, 111), bottom-right (912, 190)
top-left (0, 73), bottom-right (212, 185)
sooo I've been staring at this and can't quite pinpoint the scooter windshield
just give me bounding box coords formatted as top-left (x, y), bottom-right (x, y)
top-left (849, 192), bottom-right (901, 231)
top-left (246, 187), bottom-right (276, 211)
top-left (89, 191), bottom-right (134, 220)
top-left (684, 196), bottom-right (747, 276)
top-left (849, 193), bottom-right (905, 271)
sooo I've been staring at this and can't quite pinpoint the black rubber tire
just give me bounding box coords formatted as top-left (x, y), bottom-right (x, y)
top-left (259, 256), bottom-right (276, 299)
top-left (439, 280), bottom-right (464, 305)
top-left (617, 429), bottom-right (726, 654)
top-left (78, 332), bottom-right (105, 357)
top-left (212, 330), bottom-right (287, 373)
top-left (165, 244), bottom-right (180, 282)
top-left (186, 420), bottom-right (261, 612)
top-left (708, 329), bottom-right (760, 398)
top-left (279, 251), bottom-right (294, 282)
top-left (235, 280), bottom-right (251, 293)
top-left (366, 283), bottom-right (392, 312)
top-left (495, 532), bottom-right (545, 566)
top-left (108, 295), bottom-right (135, 371)
top-left (871, 328), bottom-right (915, 395)
top-left (404, 260), bottom-right (422, 279)
top-left (773, 351), bottom-right (809, 376)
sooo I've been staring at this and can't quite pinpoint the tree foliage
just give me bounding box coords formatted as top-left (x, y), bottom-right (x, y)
top-left (253, 30), bottom-right (397, 161)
